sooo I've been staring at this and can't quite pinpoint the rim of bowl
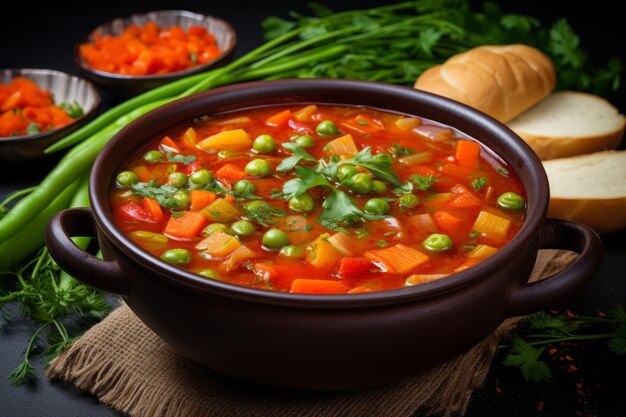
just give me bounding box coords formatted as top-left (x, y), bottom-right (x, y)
top-left (0, 68), bottom-right (100, 143)
top-left (74, 10), bottom-right (237, 81)
top-left (91, 79), bottom-right (549, 309)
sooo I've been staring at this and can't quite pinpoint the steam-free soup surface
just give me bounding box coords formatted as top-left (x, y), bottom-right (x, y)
top-left (110, 104), bottom-right (525, 294)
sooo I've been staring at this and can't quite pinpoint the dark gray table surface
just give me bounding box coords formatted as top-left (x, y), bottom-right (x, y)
top-left (1, 1), bottom-right (625, 416)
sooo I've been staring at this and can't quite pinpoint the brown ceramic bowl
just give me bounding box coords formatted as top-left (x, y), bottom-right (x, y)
top-left (46, 79), bottom-right (603, 390)
top-left (74, 10), bottom-right (237, 97)
top-left (0, 68), bottom-right (100, 162)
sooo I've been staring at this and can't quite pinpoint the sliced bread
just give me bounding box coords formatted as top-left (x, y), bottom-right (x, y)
top-left (507, 91), bottom-right (625, 160)
top-left (543, 150), bottom-right (626, 234)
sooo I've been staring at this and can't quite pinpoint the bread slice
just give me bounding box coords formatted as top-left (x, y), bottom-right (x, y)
top-left (508, 91), bottom-right (625, 160)
top-left (543, 150), bottom-right (626, 234)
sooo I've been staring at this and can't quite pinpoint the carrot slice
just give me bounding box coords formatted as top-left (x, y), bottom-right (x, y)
top-left (142, 197), bottom-right (164, 222)
top-left (455, 140), bottom-right (480, 167)
top-left (447, 192), bottom-right (482, 208)
top-left (432, 210), bottom-right (462, 234)
top-left (160, 136), bottom-right (181, 153)
top-left (290, 279), bottom-right (350, 294)
top-left (336, 257), bottom-right (373, 278)
top-left (364, 243), bottom-right (429, 274)
top-left (215, 163), bottom-right (247, 182)
top-left (190, 190), bottom-right (216, 211)
top-left (265, 109), bottom-right (292, 127)
top-left (163, 211), bottom-right (206, 240)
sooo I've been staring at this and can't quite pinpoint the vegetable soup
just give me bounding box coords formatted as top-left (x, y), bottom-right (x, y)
top-left (110, 104), bottom-right (525, 294)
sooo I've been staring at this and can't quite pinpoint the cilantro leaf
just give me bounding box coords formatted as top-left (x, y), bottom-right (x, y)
top-left (317, 190), bottom-right (387, 231)
top-left (497, 167), bottom-right (509, 176)
top-left (165, 151), bottom-right (196, 164)
top-left (471, 176), bottom-right (487, 191)
top-left (392, 180), bottom-right (414, 195)
top-left (528, 312), bottom-right (579, 335)
top-left (276, 142), bottom-right (317, 172)
top-left (503, 335), bottom-right (552, 382)
top-left (240, 202), bottom-right (285, 227)
top-left (348, 147), bottom-right (401, 186)
top-left (131, 180), bottom-right (181, 209)
top-left (609, 304), bottom-right (626, 324)
top-left (549, 19), bottom-right (586, 69)
top-left (608, 325), bottom-right (626, 355)
top-left (410, 174), bottom-right (440, 191)
top-left (283, 166), bottom-right (333, 199)
top-left (389, 143), bottom-right (414, 156)
top-left (500, 14), bottom-right (540, 33)
top-left (59, 101), bottom-right (84, 118)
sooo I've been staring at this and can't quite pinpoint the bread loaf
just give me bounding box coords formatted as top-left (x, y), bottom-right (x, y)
top-left (507, 91), bottom-right (625, 160)
top-left (543, 150), bottom-right (626, 234)
top-left (414, 44), bottom-right (556, 122)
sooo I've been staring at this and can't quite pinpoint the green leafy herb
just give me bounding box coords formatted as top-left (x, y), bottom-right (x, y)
top-left (471, 177), bottom-right (487, 191)
top-left (376, 240), bottom-right (389, 247)
top-left (269, 188), bottom-right (283, 199)
top-left (497, 167), bottom-right (509, 176)
top-left (389, 143), bottom-right (414, 156)
top-left (131, 180), bottom-right (182, 209)
top-left (165, 151), bottom-right (197, 164)
top-left (241, 202), bottom-right (285, 227)
top-left (317, 190), bottom-right (387, 231)
top-left (348, 147), bottom-right (401, 186)
top-left (26, 123), bottom-right (40, 135)
top-left (276, 142), bottom-right (317, 172)
top-left (503, 335), bottom-right (552, 382)
top-left (469, 231), bottom-right (479, 239)
top-left (59, 101), bottom-right (84, 118)
top-left (410, 174), bottom-right (440, 191)
top-left (283, 166), bottom-right (333, 199)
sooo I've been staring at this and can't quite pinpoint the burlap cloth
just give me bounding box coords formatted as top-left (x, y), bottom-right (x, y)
top-left (48, 250), bottom-right (577, 417)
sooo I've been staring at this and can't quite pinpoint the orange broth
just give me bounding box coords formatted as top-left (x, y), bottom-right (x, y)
top-left (110, 104), bottom-right (525, 294)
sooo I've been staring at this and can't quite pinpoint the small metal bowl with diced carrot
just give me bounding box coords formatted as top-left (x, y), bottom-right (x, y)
top-left (74, 10), bottom-right (237, 96)
top-left (0, 68), bottom-right (100, 162)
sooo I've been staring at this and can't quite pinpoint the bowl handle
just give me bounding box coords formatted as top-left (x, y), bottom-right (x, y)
top-left (505, 218), bottom-right (603, 317)
top-left (46, 207), bottom-right (129, 296)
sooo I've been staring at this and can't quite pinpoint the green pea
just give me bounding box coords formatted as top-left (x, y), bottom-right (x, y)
top-left (116, 171), bottom-right (139, 188)
top-left (168, 172), bottom-right (188, 187)
top-left (231, 220), bottom-right (255, 237)
top-left (364, 198), bottom-right (390, 215)
top-left (172, 190), bottom-right (190, 208)
top-left (399, 194), bottom-right (419, 208)
top-left (288, 193), bottom-right (315, 212)
top-left (143, 150), bottom-right (163, 163)
top-left (198, 269), bottom-right (221, 280)
top-left (245, 159), bottom-right (271, 177)
top-left (253, 134), bottom-right (276, 153)
top-left (202, 223), bottom-right (231, 236)
top-left (189, 169), bottom-right (212, 187)
top-left (262, 228), bottom-right (290, 249)
top-left (343, 173), bottom-right (373, 194)
top-left (337, 164), bottom-right (358, 181)
top-left (160, 248), bottom-right (192, 265)
top-left (422, 233), bottom-right (453, 252)
top-left (243, 200), bottom-right (270, 212)
top-left (280, 245), bottom-right (304, 258)
top-left (234, 180), bottom-right (256, 195)
top-left (295, 135), bottom-right (315, 148)
top-left (497, 192), bottom-right (525, 211)
top-left (372, 180), bottom-right (388, 194)
top-left (316, 120), bottom-right (339, 137)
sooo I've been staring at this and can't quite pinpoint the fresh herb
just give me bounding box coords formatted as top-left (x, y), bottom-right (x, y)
top-left (317, 190), bottom-right (387, 231)
top-left (283, 166), bottom-right (333, 199)
top-left (276, 142), bottom-right (317, 172)
top-left (347, 147), bottom-right (401, 186)
top-left (471, 177), bottom-right (487, 191)
top-left (269, 188), bottom-right (283, 199)
top-left (26, 123), bottom-right (40, 135)
top-left (131, 180), bottom-right (181, 209)
top-left (376, 240), bottom-right (389, 247)
top-left (496, 167), bottom-right (509, 176)
top-left (410, 174), bottom-right (440, 191)
top-left (469, 231), bottom-right (479, 239)
top-left (165, 151), bottom-right (197, 164)
top-left (59, 101), bottom-right (84, 118)
top-left (501, 306), bottom-right (626, 381)
top-left (390, 143), bottom-right (414, 156)
top-left (241, 202), bottom-right (285, 227)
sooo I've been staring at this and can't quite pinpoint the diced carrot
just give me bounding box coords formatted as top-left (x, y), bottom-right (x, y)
top-left (215, 163), bottom-right (247, 182)
top-left (440, 163), bottom-right (475, 179)
top-left (196, 129), bottom-right (251, 150)
top-left (290, 279), bottom-right (350, 294)
top-left (223, 245), bottom-right (256, 271)
top-left (195, 230), bottom-right (241, 257)
top-left (200, 198), bottom-right (240, 222)
top-left (190, 190), bottom-right (216, 211)
top-left (131, 165), bottom-right (151, 182)
top-left (447, 192), bottom-right (483, 208)
top-left (163, 211), bottom-right (207, 240)
top-left (327, 232), bottom-right (358, 256)
top-left (253, 263), bottom-right (278, 281)
top-left (142, 197), bottom-right (164, 222)
top-left (326, 134), bottom-right (358, 157)
top-left (455, 140), bottom-right (480, 167)
top-left (293, 105), bottom-right (317, 122)
top-left (160, 136), bottom-right (181, 153)
top-left (472, 210), bottom-right (511, 243)
top-left (265, 109), bottom-right (292, 127)
top-left (405, 274), bottom-right (449, 286)
top-left (432, 210), bottom-right (462, 234)
top-left (364, 244), bottom-right (429, 274)
top-left (306, 233), bottom-right (341, 269)
top-left (337, 257), bottom-right (373, 278)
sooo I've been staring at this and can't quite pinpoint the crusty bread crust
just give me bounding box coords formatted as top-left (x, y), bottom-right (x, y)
top-left (414, 45), bottom-right (556, 122)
